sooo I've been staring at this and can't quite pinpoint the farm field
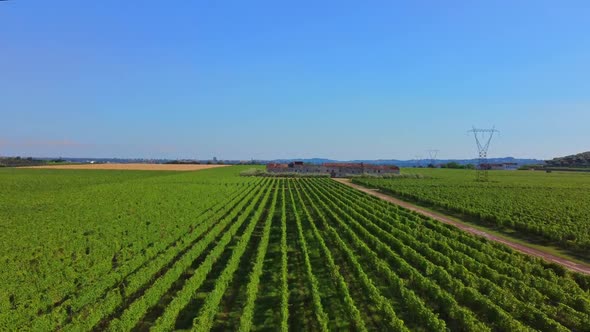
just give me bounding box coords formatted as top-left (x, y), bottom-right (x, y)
top-left (353, 169), bottom-right (590, 258)
top-left (1, 167), bottom-right (590, 331)
top-left (19, 163), bottom-right (229, 171)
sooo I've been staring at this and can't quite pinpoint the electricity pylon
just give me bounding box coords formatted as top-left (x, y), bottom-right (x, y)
top-left (414, 155), bottom-right (423, 167)
top-left (427, 149), bottom-right (439, 167)
top-left (468, 126), bottom-right (499, 182)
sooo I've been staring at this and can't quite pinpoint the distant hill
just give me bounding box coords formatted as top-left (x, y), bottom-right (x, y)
top-left (269, 157), bottom-right (544, 167)
top-left (9, 156), bottom-right (546, 168)
top-left (546, 151), bottom-right (590, 168)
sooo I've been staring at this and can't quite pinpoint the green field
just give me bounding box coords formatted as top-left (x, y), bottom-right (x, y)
top-left (1, 167), bottom-right (590, 331)
top-left (354, 169), bottom-right (590, 257)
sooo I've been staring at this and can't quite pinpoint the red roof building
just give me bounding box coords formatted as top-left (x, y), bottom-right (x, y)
top-left (266, 162), bottom-right (400, 177)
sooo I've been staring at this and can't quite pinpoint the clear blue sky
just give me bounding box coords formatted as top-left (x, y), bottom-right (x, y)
top-left (1, 1), bottom-right (589, 160)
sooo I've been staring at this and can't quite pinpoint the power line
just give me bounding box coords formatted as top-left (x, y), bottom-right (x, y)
top-left (427, 149), bottom-right (439, 167)
top-left (468, 126), bottom-right (499, 182)
top-left (414, 155), bottom-right (423, 167)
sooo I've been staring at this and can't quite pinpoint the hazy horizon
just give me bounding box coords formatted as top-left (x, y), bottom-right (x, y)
top-left (2, 1), bottom-right (589, 160)
top-left (0, 150), bottom-right (549, 162)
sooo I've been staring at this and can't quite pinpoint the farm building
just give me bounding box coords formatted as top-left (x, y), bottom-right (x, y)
top-left (266, 161), bottom-right (400, 177)
top-left (480, 162), bottom-right (519, 170)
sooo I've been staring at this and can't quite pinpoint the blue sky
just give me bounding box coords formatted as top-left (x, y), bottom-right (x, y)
top-left (1, 1), bottom-right (589, 160)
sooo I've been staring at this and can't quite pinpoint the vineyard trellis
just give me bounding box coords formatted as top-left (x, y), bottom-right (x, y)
top-left (1, 167), bottom-right (590, 331)
top-left (353, 169), bottom-right (590, 254)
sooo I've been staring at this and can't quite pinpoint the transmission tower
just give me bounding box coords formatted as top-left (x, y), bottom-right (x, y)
top-left (414, 155), bottom-right (423, 168)
top-left (427, 149), bottom-right (439, 167)
top-left (468, 126), bottom-right (499, 182)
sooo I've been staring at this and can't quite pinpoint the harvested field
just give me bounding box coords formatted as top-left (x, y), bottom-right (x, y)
top-left (21, 163), bottom-right (229, 171)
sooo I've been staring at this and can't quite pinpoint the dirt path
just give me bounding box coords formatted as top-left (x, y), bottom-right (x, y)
top-left (333, 178), bottom-right (590, 276)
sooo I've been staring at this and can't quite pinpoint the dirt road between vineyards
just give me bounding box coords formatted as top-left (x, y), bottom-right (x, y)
top-left (22, 163), bottom-right (229, 171)
top-left (333, 178), bottom-right (590, 275)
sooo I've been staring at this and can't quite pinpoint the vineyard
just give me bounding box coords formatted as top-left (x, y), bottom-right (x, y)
top-left (2, 167), bottom-right (590, 331)
top-left (353, 169), bottom-right (590, 256)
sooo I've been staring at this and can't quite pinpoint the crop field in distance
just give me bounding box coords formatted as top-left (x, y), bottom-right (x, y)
top-left (353, 169), bottom-right (590, 259)
top-left (20, 163), bottom-right (229, 171)
top-left (1, 166), bottom-right (590, 331)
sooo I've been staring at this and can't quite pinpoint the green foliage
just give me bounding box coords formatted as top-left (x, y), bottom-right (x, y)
top-left (354, 168), bottom-right (590, 253)
top-left (238, 181), bottom-right (279, 331)
top-left (1, 167), bottom-right (589, 331)
top-left (287, 181), bottom-right (330, 332)
top-left (164, 160), bottom-right (201, 164)
top-left (351, 173), bottom-right (426, 179)
top-left (239, 168), bottom-right (265, 176)
top-left (439, 161), bottom-right (475, 169)
top-left (279, 182), bottom-right (289, 332)
top-left (0, 156), bottom-right (48, 167)
top-left (547, 151), bottom-right (590, 168)
top-left (240, 168), bottom-right (329, 178)
top-left (193, 180), bottom-right (277, 332)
